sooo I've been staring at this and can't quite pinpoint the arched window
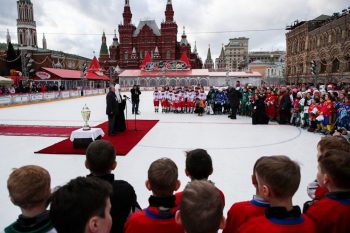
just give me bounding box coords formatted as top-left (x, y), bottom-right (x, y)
top-left (150, 79), bottom-right (157, 87)
top-left (346, 55), bottom-right (350, 72)
top-left (332, 58), bottom-right (340, 73)
top-left (320, 60), bottom-right (327, 73)
top-left (189, 79), bottom-right (197, 86)
top-left (159, 78), bottom-right (166, 86)
top-left (140, 79), bottom-right (147, 87)
top-left (179, 78), bottom-right (187, 86)
top-left (169, 78), bottom-right (176, 86)
top-left (166, 50), bottom-right (171, 59)
top-left (199, 79), bottom-right (208, 86)
top-left (124, 51), bottom-right (128, 60)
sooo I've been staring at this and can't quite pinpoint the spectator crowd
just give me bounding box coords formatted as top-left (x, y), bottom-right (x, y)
top-left (3, 136), bottom-right (350, 233)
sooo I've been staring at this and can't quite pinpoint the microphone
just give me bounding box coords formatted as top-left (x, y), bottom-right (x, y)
top-left (123, 95), bottom-right (130, 100)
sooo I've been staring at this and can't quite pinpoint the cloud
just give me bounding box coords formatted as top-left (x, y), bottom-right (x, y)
top-left (0, 0), bottom-right (349, 63)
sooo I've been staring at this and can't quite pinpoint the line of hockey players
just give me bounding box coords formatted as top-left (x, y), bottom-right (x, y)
top-left (152, 86), bottom-right (208, 114)
top-left (152, 83), bottom-right (350, 135)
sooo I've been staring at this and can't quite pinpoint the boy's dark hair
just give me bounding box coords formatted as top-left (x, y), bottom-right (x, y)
top-left (148, 158), bottom-right (178, 197)
top-left (186, 149), bottom-right (213, 180)
top-left (318, 149), bottom-right (350, 190)
top-left (50, 177), bottom-right (112, 233)
top-left (255, 155), bottom-right (300, 199)
top-left (86, 140), bottom-right (116, 174)
top-left (317, 136), bottom-right (350, 155)
top-left (253, 156), bottom-right (267, 174)
top-left (7, 165), bottom-right (51, 209)
top-left (180, 180), bottom-right (223, 233)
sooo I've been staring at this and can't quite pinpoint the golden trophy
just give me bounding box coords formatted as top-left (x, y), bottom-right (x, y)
top-left (81, 104), bottom-right (91, 131)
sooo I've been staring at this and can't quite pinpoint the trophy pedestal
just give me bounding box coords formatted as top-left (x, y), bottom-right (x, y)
top-left (70, 128), bottom-right (105, 149)
top-left (73, 135), bottom-right (102, 148)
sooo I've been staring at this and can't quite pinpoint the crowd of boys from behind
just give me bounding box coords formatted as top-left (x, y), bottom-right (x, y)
top-left (3, 137), bottom-right (350, 233)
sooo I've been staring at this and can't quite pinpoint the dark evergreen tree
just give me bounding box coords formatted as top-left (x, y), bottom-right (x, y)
top-left (6, 42), bottom-right (22, 75)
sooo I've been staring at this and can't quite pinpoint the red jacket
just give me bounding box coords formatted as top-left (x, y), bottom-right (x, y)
top-left (124, 206), bottom-right (184, 233)
top-left (239, 206), bottom-right (316, 233)
top-left (305, 192), bottom-right (350, 233)
top-left (223, 197), bottom-right (269, 233)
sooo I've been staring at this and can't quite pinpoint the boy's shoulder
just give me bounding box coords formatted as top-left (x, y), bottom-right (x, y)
top-left (125, 207), bottom-right (183, 233)
top-left (240, 213), bottom-right (315, 233)
top-left (306, 193), bottom-right (350, 216)
top-left (4, 219), bottom-right (56, 233)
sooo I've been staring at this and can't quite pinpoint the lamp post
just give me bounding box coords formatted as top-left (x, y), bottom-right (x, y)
top-left (80, 62), bottom-right (87, 96)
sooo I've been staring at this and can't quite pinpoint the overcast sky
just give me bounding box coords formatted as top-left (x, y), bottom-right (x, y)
top-left (0, 0), bottom-right (349, 62)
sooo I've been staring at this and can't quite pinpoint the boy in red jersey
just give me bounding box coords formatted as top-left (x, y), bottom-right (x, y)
top-left (175, 149), bottom-right (225, 206)
top-left (124, 158), bottom-right (183, 233)
top-left (223, 156), bottom-right (269, 233)
top-left (175, 180), bottom-right (226, 233)
top-left (305, 149), bottom-right (350, 233)
top-left (153, 87), bottom-right (160, 113)
top-left (303, 136), bottom-right (350, 212)
top-left (239, 155), bottom-right (316, 233)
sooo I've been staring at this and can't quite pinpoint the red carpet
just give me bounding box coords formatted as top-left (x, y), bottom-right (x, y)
top-left (35, 120), bottom-right (158, 156)
top-left (0, 124), bottom-right (79, 137)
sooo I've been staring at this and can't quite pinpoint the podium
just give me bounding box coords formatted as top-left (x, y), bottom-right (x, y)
top-left (70, 128), bottom-right (104, 148)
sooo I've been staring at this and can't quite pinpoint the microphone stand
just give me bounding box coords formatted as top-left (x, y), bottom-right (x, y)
top-left (124, 97), bottom-right (128, 129)
top-left (123, 95), bottom-right (135, 130)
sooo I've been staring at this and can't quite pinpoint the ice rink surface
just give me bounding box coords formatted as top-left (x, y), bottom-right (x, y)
top-left (0, 91), bottom-right (322, 228)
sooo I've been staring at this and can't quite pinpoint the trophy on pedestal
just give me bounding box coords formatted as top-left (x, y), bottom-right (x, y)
top-left (81, 104), bottom-right (91, 131)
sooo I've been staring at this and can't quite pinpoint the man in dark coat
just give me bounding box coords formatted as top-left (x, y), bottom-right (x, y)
top-left (131, 85), bottom-right (141, 114)
top-left (106, 86), bottom-right (118, 136)
top-left (278, 87), bottom-right (292, 124)
top-left (227, 87), bottom-right (242, 119)
top-left (252, 93), bottom-right (269, 125)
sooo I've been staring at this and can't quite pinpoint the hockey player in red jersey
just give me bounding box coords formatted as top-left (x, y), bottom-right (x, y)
top-left (305, 149), bottom-right (350, 233)
top-left (153, 87), bottom-right (160, 113)
top-left (223, 156), bottom-right (269, 233)
top-left (239, 156), bottom-right (316, 233)
top-left (124, 158), bottom-right (184, 233)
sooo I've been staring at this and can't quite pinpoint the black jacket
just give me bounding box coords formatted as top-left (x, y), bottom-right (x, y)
top-left (106, 91), bottom-right (118, 115)
top-left (227, 88), bottom-right (242, 107)
top-left (131, 88), bottom-right (141, 102)
top-left (87, 174), bottom-right (140, 233)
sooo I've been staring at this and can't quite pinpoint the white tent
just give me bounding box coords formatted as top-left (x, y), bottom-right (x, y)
top-left (0, 76), bottom-right (14, 85)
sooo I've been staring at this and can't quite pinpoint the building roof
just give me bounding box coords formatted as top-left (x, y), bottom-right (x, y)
top-left (119, 69), bottom-right (209, 77)
top-left (133, 20), bottom-right (161, 37)
top-left (312, 14), bottom-right (331, 21)
top-left (119, 69), bottom-right (261, 78)
top-left (40, 67), bottom-right (109, 81)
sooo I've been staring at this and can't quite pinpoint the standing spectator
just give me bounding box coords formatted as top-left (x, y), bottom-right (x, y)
top-left (252, 92), bottom-right (269, 125)
top-left (131, 85), bottom-right (141, 115)
top-left (277, 87), bottom-right (292, 124)
top-left (50, 177), bottom-right (112, 233)
top-left (239, 155), bottom-right (316, 233)
top-left (106, 86), bottom-right (118, 136)
top-left (85, 140), bottom-right (140, 233)
top-left (176, 149), bottom-right (225, 206)
top-left (4, 165), bottom-right (56, 233)
top-left (227, 87), bottom-right (242, 119)
top-left (175, 180), bottom-right (225, 233)
top-left (124, 158), bottom-right (183, 233)
top-left (223, 157), bottom-right (269, 233)
top-left (305, 150), bottom-right (350, 233)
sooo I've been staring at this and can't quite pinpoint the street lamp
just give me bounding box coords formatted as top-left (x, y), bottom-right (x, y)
top-left (80, 63), bottom-right (87, 96)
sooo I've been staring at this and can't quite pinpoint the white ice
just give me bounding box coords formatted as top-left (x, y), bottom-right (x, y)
top-left (0, 91), bottom-right (322, 228)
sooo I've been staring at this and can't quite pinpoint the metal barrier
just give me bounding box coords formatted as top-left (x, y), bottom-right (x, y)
top-left (0, 88), bottom-right (108, 106)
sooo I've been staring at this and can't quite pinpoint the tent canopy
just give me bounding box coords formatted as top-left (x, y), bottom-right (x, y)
top-left (0, 76), bottom-right (14, 85)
